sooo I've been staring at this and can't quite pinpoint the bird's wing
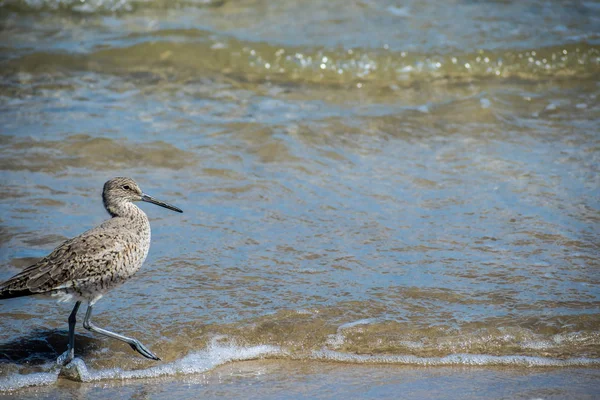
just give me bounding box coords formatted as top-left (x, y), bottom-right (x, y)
top-left (1, 228), bottom-right (127, 298)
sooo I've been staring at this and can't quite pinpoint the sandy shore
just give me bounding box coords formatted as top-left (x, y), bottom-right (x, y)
top-left (3, 360), bottom-right (599, 399)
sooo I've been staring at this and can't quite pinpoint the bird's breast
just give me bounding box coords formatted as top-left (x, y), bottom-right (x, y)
top-left (121, 219), bottom-right (152, 277)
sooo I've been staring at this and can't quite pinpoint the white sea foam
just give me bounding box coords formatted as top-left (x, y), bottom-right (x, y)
top-left (337, 318), bottom-right (379, 331)
top-left (0, 371), bottom-right (59, 392)
top-left (74, 341), bottom-right (282, 382)
top-left (326, 318), bottom-right (380, 348)
top-left (308, 350), bottom-right (600, 367)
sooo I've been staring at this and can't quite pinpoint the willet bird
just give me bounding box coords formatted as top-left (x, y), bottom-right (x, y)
top-left (0, 177), bottom-right (182, 365)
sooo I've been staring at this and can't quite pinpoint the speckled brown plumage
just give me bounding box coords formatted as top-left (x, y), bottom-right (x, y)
top-left (0, 214), bottom-right (149, 303)
top-left (0, 177), bottom-right (169, 303)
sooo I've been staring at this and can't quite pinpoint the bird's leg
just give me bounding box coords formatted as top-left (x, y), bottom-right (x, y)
top-left (82, 304), bottom-right (160, 361)
top-left (57, 301), bottom-right (81, 365)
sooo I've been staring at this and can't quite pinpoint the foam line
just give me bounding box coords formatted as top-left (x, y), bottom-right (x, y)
top-left (308, 350), bottom-right (600, 367)
top-left (2, 345), bottom-right (599, 392)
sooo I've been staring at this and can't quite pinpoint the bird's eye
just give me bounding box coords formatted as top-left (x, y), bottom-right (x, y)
top-left (122, 185), bottom-right (131, 190)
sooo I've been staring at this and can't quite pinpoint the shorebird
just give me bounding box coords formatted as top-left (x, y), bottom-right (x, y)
top-left (0, 177), bottom-right (182, 365)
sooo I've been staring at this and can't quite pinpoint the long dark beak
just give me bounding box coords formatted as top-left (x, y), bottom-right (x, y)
top-left (141, 193), bottom-right (183, 213)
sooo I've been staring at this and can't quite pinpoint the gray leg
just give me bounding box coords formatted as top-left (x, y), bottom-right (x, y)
top-left (57, 301), bottom-right (81, 365)
top-left (82, 304), bottom-right (160, 361)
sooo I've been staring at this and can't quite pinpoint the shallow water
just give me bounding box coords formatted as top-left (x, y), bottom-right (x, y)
top-left (0, 0), bottom-right (599, 394)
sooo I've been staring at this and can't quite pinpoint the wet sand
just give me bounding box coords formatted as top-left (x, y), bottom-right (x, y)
top-left (3, 360), bottom-right (599, 400)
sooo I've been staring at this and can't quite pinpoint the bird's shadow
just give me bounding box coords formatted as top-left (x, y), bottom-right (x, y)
top-left (0, 329), bottom-right (101, 365)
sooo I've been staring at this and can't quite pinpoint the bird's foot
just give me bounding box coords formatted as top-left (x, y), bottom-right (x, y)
top-left (57, 348), bottom-right (74, 366)
top-left (129, 340), bottom-right (161, 361)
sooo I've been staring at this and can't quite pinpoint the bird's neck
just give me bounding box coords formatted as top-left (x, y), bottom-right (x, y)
top-left (104, 200), bottom-right (147, 220)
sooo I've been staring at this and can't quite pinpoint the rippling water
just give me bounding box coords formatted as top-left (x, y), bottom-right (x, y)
top-left (0, 0), bottom-right (599, 395)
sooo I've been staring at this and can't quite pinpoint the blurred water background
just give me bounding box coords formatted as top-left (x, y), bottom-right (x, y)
top-left (0, 0), bottom-right (599, 397)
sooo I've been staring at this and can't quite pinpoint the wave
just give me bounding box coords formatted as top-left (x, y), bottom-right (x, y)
top-left (2, 33), bottom-right (598, 90)
top-left (0, 340), bottom-right (281, 392)
top-left (1, 338), bottom-right (598, 392)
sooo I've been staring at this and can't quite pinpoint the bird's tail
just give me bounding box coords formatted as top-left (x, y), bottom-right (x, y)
top-left (1, 268), bottom-right (37, 300)
top-left (0, 288), bottom-right (34, 300)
